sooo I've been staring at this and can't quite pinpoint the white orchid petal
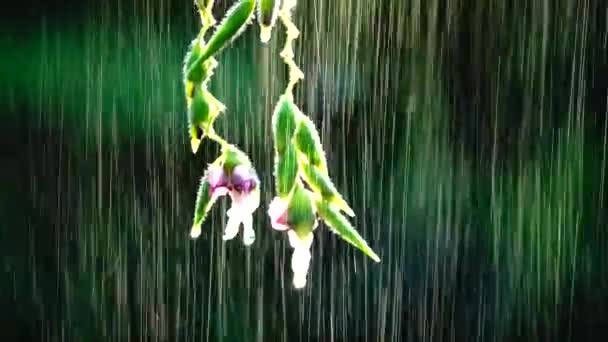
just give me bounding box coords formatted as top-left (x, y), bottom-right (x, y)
top-left (286, 230), bottom-right (314, 288)
top-left (222, 208), bottom-right (241, 241)
top-left (293, 274), bottom-right (307, 289)
top-left (291, 246), bottom-right (312, 289)
top-left (242, 213), bottom-right (255, 246)
top-left (287, 229), bottom-right (313, 249)
top-left (230, 188), bottom-right (260, 214)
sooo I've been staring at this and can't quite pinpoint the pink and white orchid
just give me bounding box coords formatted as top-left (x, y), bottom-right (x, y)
top-left (191, 163), bottom-right (260, 246)
top-left (268, 195), bottom-right (318, 288)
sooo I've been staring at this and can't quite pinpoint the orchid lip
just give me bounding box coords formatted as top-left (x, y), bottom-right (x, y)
top-left (210, 186), bottom-right (229, 199)
top-left (268, 196), bottom-right (290, 231)
top-left (272, 221), bottom-right (290, 231)
top-left (207, 163), bottom-right (259, 198)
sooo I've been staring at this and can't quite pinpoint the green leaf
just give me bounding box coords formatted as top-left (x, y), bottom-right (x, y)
top-left (275, 143), bottom-right (298, 197)
top-left (293, 116), bottom-right (328, 175)
top-left (191, 175), bottom-right (217, 238)
top-left (316, 200), bottom-right (380, 262)
top-left (299, 159), bottom-right (355, 217)
top-left (287, 184), bottom-right (317, 240)
top-left (272, 95), bottom-right (299, 155)
top-left (193, 0), bottom-right (256, 65)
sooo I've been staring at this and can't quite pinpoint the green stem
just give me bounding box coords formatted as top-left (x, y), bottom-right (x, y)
top-left (207, 129), bottom-right (229, 149)
top-left (278, 0), bottom-right (304, 97)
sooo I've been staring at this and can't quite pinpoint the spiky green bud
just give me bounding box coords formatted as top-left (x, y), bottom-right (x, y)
top-left (293, 116), bottom-right (328, 175)
top-left (188, 86), bottom-right (226, 153)
top-left (288, 184), bottom-right (317, 239)
top-left (272, 95), bottom-right (300, 155)
top-left (190, 0), bottom-right (255, 70)
top-left (275, 143), bottom-right (299, 197)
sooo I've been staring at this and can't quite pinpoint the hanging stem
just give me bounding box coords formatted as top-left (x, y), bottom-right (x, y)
top-left (206, 129), bottom-right (229, 150)
top-left (278, 0), bottom-right (304, 99)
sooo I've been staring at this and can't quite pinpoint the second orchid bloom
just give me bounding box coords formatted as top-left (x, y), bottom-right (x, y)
top-left (269, 95), bottom-right (380, 289)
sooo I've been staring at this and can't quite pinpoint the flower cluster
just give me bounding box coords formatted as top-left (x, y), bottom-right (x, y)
top-left (268, 95), bottom-right (380, 289)
top-left (183, 0), bottom-right (380, 290)
top-left (184, 0), bottom-right (260, 245)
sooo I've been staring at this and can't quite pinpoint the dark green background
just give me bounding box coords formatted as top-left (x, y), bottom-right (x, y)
top-left (1, 0), bottom-right (607, 340)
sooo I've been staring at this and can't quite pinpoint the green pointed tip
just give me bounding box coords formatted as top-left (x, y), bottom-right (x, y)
top-left (191, 138), bottom-right (201, 154)
top-left (298, 160), bottom-right (354, 216)
top-left (192, 175), bottom-right (217, 236)
top-left (368, 251), bottom-right (381, 263)
top-left (316, 199), bottom-right (380, 263)
top-left (189, 126), bottom-right (203, 154)
top-left (332, 197), bottom-right (355, 217)
top-left (190, 224), bottom-right (202, 239)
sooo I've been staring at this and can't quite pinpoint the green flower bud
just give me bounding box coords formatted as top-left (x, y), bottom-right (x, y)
top-left (257, 0), bottom-right (281, 42)
top-left (287, 184), bottom-right (317, 240)
top-left (293, 116), bottom-right (328, 175)
top-left (193, 0), bottom-right (255, 66)
top-left (298, 159), bottom-right (355, 217)
top-left (272, 95), bottom-right (300, 155)
top-left (274, 143), bottom-right (299, 197)
top-left (315, 199), bottom-right (380, 262)
top-left (188, 86), bottom-right (225, 153)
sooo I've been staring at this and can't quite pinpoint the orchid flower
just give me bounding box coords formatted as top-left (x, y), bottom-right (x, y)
top-left (269, 93), bottom-right (380, 289)
top-left (185, 0), bottom-right (259, 246)
top-left (191, 147), bottom-right (260, 246)
top-left (268, 184), bottom-right (318, 288)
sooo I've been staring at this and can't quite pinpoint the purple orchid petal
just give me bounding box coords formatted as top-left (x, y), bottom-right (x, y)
top-left (230, 165), bottom-right (259, 194)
